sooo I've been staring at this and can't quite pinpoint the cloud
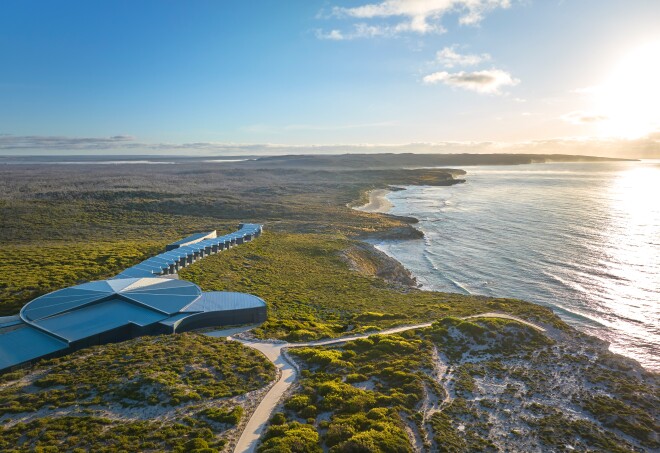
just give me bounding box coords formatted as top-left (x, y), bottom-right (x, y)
top-left (316, 29), bottom-right (346, 40)
top-left (328, 0), bottom-right (512, 36)
top-left (316, 23), bottom-right (389, 40)
top-left (423, 68), bottom-right (519, 94)
top-left (1, 133), bottom-right (659, 158)
top-left (283, 121), bottom-right (397, 131)
top-left (561, 111), bottom-right (608, 125)
top-left (0, 134), bottom-right (136, 150)
top-left (242, 121), bottom-right (398, 133)
top-left (435, 46), bottom-right (490, 67)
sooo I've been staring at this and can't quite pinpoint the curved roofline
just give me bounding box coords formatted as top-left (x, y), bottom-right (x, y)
top-left (169, 303), bottom-right (267, 333)
top-left (180, 291), bottom-right (267, 312)
top-left (20, 277), bottom-right (203, 325)
top-left (113, 224), bottom-right (264, 280)
top-left (3, 224), bottom-right (265, 373)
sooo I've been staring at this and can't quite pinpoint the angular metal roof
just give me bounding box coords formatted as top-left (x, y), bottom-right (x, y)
top-left (1, 223), bottom-right (266, 373)
top-left (34, 298), bottom-right (169, 342)
top-left (167, 231), bottom-right (216, 248)
top-left (0, 326), bottom-right (68, 371)
top-left (114, 224), bottom-right (263, 280)
top-left (184, 291), bottom-right (266, 312)
top-left (21, 278), bottom-right (202, 322)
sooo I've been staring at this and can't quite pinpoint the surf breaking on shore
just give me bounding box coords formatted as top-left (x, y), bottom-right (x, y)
top-left (355, 162), bottom-right (660, 372)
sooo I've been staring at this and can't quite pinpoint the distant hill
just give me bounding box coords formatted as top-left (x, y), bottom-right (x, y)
top-left (237, 153), bottom-right (634, 170)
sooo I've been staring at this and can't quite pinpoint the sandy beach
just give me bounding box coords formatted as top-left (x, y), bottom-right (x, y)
top-left (353, 189), bottom-right (393, 213)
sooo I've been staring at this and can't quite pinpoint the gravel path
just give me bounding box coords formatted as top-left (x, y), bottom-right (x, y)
top-left (206, 313), bottom-right (546, 453)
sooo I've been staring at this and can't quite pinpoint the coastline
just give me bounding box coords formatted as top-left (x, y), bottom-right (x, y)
top-left (352, 187), bottom-right (425, 241)
top-left (351, 181), bottom-right (658, 373)
top-left (352, 188), bottom-right (394, 213)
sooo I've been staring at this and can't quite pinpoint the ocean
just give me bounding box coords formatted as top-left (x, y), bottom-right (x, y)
top-left (375, 160), bottom-right (659, 371)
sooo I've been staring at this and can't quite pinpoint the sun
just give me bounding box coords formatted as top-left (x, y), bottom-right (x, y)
top-left (595, 40), bottom-right (660, 139)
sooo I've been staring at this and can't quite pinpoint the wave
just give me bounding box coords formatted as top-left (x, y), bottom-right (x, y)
top-left (383, 161), bottom-right (660, 371)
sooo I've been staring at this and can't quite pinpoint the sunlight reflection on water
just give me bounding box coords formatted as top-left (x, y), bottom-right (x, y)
top-left (378, 161), bottom-right (660, 371)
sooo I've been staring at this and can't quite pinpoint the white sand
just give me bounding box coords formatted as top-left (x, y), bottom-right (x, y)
top-left (218, 313), bottom-right (546, 452)
top-left (353, 189), bottom-right (393, 213)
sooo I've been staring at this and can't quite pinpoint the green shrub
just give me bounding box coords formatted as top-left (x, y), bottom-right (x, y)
top-left (0, 334), bottom-right (275, 415)
top-left (200, 406), bottom-right (243, 425)
top-left (259, 422), bottom-right (322, 453)
top-left (270, 412), bottom-right (287, 426)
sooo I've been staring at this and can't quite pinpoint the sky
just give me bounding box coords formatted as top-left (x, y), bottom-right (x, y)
top-left (1, 0), bottom-right (659, 157)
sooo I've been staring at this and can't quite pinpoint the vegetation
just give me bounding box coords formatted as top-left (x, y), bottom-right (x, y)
top-left (580, 394), bottom-right (658, 445)
top-left (181, 232), bottom-right (565, 340)
top-left (525, 409), bottom-right (641, 453)
top-left (0, 162), bottom-right (452, 316)
top-left (1, 334), bottom-right (274, 414)
top-left (0, 241), bottom-right (162, 315)
top-left (0, 334), bottom-right (275, 451)
top-left (264, 327), bottom-right (444, 451)
top-left (0, 416), bottom-right (227, 453)
top-left (425, 316), bottom-right (554, 362)
top-left (259, 317), bottom-right (657, 451)
top-left (199, 406), bottom-right (244, 426)
top-left (0, 196), bottom-right (239, 316)
top-left (259, 422), bottom-right (323, 453)
top-left (1, 159), bottom-right (657, 451)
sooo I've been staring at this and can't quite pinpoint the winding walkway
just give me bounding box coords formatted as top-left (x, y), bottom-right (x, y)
top-left (206, 313), bottom-right (546, 453)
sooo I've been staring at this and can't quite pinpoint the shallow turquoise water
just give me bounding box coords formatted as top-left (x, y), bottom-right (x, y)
top-left (377, 161), bottom-right (660, 371)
